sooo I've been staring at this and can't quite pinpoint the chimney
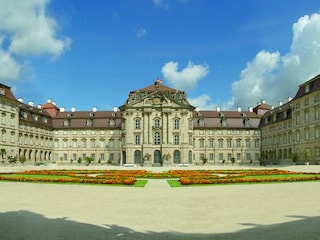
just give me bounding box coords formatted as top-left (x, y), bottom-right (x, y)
top-left (278, 101), bottom-right (283, 106)
top-left (113, 107), bottom-right (118, 112)
top-left (47, 99), bottom-right (52, 103)
top-left (216, 106), bottom-right (221, 112)
top-left (60, 107), bottom-right (65, 112)
top-left (262, 99), bottom-right (266, 104)
top-left (248, 107), bottom-right (253, 112)
top-left (93, 106), bottom-right (97, 112)
top-left (28, 101), bottom-right (34, 107)
top-left (237, 106), bottom-right (241, 112)
top-left (18, 98), bottom-right (23, 103)
top-left (71, 107), bottom-right (76, 112)
top-left (287, 97), bottom-right (292, 102)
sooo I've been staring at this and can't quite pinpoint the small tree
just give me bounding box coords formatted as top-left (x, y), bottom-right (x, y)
top-left (303, 148), bottom-right (311, 163)
top-left (290, 152), bottom-right (299, 163)
top-left (231, 157), bottom-right (235, 165)
top-left (85, 156), bottom-right (93, 165)
top-left (0, 148), bottom-right (6, 163)
top-left (201, 155), bottom-right (208, 165)
top-left (77, 157), bottom-right (82, 165)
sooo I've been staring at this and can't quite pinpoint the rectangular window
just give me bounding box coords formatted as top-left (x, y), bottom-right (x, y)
top-left (174, 135), bottom-right (179, 145)
top-left (199, 139), bottom-right (204, 148)
top-left (315, 128), bottom-right (319, 139)
top-left (100, 153), bottom-right (105, 160)
top-left (227, 140), bottom-right (232, 148)
top-left (154, 132), bottom-right (161, 145)
top-left (227, 153), bottom-right (232, 160)
top-left (237, 153), bottom-right (241, 160)
top-left (135, 135), bottom-right (140, 145)
top-left (305, 111), bottom-right (309, 123)
top-left (209, 153), bottom-right (214, 160)
top-left (218, 140), bottom-right (223, 148)
top-left (219, 153), bottom-right (223, 160)
top-left (246, 153), bottom-right (251, 160)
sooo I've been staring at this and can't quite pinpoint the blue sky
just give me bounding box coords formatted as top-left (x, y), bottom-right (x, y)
top-left (0, 0), bottom-right (320, 111)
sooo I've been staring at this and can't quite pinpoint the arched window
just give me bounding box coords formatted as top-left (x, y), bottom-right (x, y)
top-left (154, 119), bottom-right (160, 128)
top-left (174, 119), bottom-right (179, 130)
top-left (135, 118), bottom-right (141, 129)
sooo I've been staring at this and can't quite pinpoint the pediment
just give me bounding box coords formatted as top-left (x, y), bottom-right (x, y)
top-left (124, 91), bottom-right (193, 109)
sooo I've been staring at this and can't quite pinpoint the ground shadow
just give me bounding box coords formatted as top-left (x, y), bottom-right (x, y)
top-left (0, 210), bottom-right (319, 240)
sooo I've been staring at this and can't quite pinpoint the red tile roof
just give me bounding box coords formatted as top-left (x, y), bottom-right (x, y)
top-left (131, 82), bottom-right (184, 94)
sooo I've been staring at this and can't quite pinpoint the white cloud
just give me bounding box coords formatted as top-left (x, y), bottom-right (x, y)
top-left (136, 28), bottom-right (147, 37)
top-left (230, 13), bottom-right (320, 109)
top-left (161, 61), bottom-right (209, 91)
top-left (0, 0), bottom-right (71, 83)
top-left (0, 0), bottom-right (71, 57)
top-left (188, 94), bottom-right (216, 110)
top-left (152, 0), bottom-right (169, 10)
top-left (0, 48), bottom-right (21, 81)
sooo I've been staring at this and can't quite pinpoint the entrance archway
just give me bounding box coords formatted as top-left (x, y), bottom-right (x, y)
top-left (154, 150), bottom-right (161, 164)
top-left (188, 150), bottom-right (192, 164)
top-left (122, 151), bottom-right (126, 164)
top-left (173, 150), bottom-right (181, 164)
top-left (134, 150), bottom-right (141, 164)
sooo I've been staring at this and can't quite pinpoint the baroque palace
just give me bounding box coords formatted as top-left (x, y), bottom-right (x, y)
top-left (1, 74), bottom-right (320, 166)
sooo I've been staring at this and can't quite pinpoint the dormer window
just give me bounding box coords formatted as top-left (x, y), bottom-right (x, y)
top-left (220, 118), bottom-right (228, 127)
top-left (32, 114), bottom-right (38, 121)
top-left (305, 84), bottom-right (310, 93)
top-left (109, 119), bottom-right (116, 126)
top-left (198, 119), bottom-right (204, 127)
top-left (42, 116), bottom-right (48, 123)
top-left (86, 119), bottom-right (93, 126)
top-left (63, 119), bottom-right (70, 127)
top-left (0, 87), bottom-right (5, 95)
top-left (243, 118), bottom-right (251, 127)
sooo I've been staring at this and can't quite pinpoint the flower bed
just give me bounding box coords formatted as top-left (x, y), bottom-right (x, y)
top-left (0, 169), bottom-right (319, 186)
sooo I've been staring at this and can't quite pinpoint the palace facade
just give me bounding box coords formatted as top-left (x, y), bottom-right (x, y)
top-left (1, 74), bottom-right (320, 165)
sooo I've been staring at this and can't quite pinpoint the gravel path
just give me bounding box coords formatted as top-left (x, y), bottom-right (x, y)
top-left (0, 165), bottom-right (320, 239)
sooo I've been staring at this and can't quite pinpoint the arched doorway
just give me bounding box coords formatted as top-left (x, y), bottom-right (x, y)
top-left (122, 151), bottom-right (126, 164)
top-left (188, 150), bottom-right (192, 164)
top-left (154, 150), bottom-right (161, 164)
top-left (134, 150), bottom-right (141, 164)
top-left (173, 150), bottom-right (181, 164)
